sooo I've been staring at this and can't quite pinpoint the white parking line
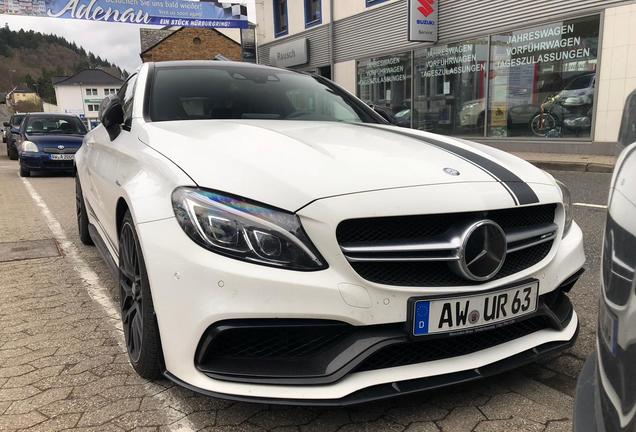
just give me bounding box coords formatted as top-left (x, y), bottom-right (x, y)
top-left (20, 176), bottom-right (196, 432)
top-left (574, 202), bottom-right (608, 209)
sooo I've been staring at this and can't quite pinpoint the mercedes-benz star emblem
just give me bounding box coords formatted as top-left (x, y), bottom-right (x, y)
top-left (443, 167), bottom-right (460, 176)
top-left (454, 220), bottom-right (507, 282)
top-left (57, 145), bottom-right (65, 150)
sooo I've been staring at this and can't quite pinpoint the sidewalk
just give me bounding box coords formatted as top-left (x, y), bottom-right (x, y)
top-left (513, 152), bottom-right (616, 173)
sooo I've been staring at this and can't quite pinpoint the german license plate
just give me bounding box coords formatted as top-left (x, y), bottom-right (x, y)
top-left (599, 304), bottom-right (618, 355)
top-left (50, 154), bottom-right (74, 160)
top-left (411, 281), bottom-right (539, 336)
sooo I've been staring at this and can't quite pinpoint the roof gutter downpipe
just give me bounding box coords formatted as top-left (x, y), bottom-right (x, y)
top-left (329, 0), bottom-right (334, 76)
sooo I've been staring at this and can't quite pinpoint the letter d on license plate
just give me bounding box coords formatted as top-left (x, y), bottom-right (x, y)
top-left (412, 281), bottom-right (539, 336)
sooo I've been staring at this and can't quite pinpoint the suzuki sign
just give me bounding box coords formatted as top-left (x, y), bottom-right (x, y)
top-left (408, 0), bottom-right (439, 42)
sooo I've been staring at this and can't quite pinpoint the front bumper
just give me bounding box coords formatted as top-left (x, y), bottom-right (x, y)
top-left (20, 152), bottom-right (75, 171)
top-left (137, 203), bottom-right (585, 403)
top-left (170, 323), bottom-right (578, 406)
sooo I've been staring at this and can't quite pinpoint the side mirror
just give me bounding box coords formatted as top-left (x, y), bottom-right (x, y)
top-left (619, 89), bottom-right (636, 149)
top-left (372, 107), bottom-right (398, 125)
top-left (2, 122), bottom-right (9, 127)
top-left (99, 95), bottom-right (124, 140)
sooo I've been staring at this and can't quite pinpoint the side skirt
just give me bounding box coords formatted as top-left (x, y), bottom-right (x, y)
top-left (88, 223), bottom-right (119, 280)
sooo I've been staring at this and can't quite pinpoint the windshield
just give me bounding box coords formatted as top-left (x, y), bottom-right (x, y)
top-left (564, 74), bottom-right (594, 90)
top-left (11, 115), bottom-right (25, 127)
top-left (25, 116), bottom-right (87, 135)
top-left (149, 66), bottom-right (378, 123)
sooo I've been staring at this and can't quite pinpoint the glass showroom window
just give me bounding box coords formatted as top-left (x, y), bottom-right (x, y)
top-left (357, 53), bottom-right (412, 127)
top-left (488, 15), bottom-right (600, 138)
top-left (413, 38), bottom-right (489, 136)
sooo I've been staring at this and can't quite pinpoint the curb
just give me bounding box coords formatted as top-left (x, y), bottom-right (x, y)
top-left (525, 160), bottom-right (615, 173)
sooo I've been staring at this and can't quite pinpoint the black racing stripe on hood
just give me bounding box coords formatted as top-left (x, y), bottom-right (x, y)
top-left (356, 124), bottom-right (540, 206)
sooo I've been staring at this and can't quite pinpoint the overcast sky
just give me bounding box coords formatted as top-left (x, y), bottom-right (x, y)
top-left (1, 0), bottom-right (255, 73)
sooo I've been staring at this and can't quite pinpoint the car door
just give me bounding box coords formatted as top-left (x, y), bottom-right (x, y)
top-left (86, 75), bottom-right (138, 251)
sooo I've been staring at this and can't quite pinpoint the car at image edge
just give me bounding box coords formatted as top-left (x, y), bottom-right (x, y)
top-left (574, 90), bottom-right (636, 432)
top-left (4, 112), bottom-right (25, 160)
top-left (75, 61), bottom-right (586, 405)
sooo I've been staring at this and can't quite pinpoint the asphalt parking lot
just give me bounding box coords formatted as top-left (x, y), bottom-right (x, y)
top-left (0, 142), bottom-right (611, 432)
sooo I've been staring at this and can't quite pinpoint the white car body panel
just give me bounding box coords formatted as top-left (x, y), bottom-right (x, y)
top-left (76, 62), bottom-right (586, 403)
top-left (141, 120), bottom-right (553, 211)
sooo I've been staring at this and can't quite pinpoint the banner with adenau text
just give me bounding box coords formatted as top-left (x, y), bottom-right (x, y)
top-left (0, 0), bottom-right (248, 28)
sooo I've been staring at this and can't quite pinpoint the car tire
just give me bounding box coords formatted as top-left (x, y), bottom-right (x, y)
top-left (8, 143), bottom-right (18, 160)
top-left (119, 211), bottom-right (164, 380)
top-left (19, 164), bottom-right (30, 177)
top-left (75, 177), bottom-right (94, 246)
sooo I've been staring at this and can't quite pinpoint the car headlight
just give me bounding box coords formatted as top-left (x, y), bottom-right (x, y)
top-left (172, 187), bottom-right (327, 271)
top-left (21, 141), bottom-right (38, 153)
top-left (556, 180), bottom-right (573, 237)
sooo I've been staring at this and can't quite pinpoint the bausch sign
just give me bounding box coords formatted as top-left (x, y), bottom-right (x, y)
top-left (408, 0), bottom-right (439, 42)
top-left (1, 0), bottom-right (248, 28)
top-left (269, 38), bottom-right (309, 68)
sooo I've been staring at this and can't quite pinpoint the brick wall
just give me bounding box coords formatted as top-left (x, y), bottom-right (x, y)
top-left (141, 28), bottom-right (241, 62)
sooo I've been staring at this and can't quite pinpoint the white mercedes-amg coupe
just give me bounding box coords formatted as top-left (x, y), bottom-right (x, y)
top-left (75, 61), bottom-right (585, 405)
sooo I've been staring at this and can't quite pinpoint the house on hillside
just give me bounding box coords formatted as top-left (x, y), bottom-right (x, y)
top-left (6, 86), bottom-right (42, 111)
top-left (52, 69), bottom-right (123, 129)
top-left (139, 27), bottom-right (242, 62)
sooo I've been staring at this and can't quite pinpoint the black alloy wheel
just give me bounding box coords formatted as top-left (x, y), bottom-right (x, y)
top-left (75, 177), bottom-right (94, 246)
top-left (120, 220), bottom-right (144, 363)
top-left (118, 211), bottom-right (163, 379)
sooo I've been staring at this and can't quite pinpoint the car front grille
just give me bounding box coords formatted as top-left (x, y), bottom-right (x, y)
top-left (43, 160), bottom-right (74, 169)
top-left (337, 204), bottom-right (557, 287)
top-left (42, 147), bottom-right (77, 154)
top-left (204, 322), bottom-right (351, 360)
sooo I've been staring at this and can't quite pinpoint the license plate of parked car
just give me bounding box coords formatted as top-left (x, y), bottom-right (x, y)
top-left (599, 304), bottom-right (618, 355)
top-left (50, 154), bottom-right (74, 160)
top-left (412, 281), bottom-right (539, 336)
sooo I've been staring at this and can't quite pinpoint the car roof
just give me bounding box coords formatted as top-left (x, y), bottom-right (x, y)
top-left (151, 60), bottom-right (293, 74)
top-left (24, 113), bottom-right (80, 119)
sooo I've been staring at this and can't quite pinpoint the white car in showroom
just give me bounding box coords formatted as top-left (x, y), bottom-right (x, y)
top-left (75, 61), bottom-right (585, 405)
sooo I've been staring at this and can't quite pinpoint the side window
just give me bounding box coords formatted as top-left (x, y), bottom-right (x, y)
top-left (117, 74), bottom-right (137, 129)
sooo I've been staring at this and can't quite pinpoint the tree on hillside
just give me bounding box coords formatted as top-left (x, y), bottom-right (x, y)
top-left (1, 24), bottom-right (124, 97)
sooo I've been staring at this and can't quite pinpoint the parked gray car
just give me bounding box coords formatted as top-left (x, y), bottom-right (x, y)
top-left (574, 89), bottom-right (636, 432)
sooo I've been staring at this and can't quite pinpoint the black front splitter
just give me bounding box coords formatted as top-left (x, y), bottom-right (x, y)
top-left (164, 324), bottom-right (578, 407)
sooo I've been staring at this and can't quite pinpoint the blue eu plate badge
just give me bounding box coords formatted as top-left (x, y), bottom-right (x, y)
top-left (414, 301), bottom-right (430, 336)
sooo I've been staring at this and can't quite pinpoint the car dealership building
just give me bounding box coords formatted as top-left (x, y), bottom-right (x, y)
top-left (255, 0), bottom-right (636, 156)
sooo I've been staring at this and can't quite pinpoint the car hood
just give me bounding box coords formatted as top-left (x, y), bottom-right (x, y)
top-left (27, 134), bottom-right (84, 148)
top-left (141, 120), bottom-right (554, 211)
